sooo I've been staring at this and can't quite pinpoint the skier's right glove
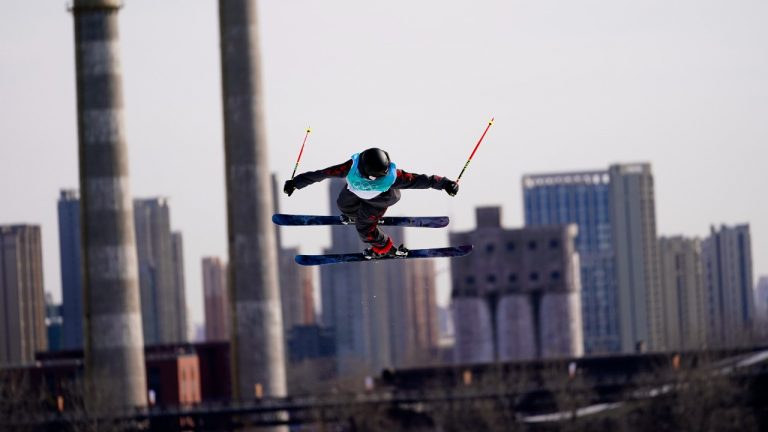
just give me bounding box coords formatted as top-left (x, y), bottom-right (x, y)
top-left (283, 179), bottom-right (297, 196)
top-left (444, 180), bottom-right (459, 197)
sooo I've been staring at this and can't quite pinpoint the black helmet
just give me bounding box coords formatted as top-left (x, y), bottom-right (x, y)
top-left (359, 148), bottom-right (391, 179)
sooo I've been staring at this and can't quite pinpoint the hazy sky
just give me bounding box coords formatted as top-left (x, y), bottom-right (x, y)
top-left (1, 1), bottom-right (767, 328)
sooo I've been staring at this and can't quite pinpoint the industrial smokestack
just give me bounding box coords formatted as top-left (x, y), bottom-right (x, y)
top-left (71, 0), bottom-right (147, 410)
top-left (218, 0), bottom-right (288, 403)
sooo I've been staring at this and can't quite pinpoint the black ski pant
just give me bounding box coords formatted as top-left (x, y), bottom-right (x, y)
top-left (336, 188), bottom-right (401, 247)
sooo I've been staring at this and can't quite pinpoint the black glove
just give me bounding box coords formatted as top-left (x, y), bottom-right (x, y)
top-left (444, 180), bottom-right (459, 197)
top-left (283, 179), bottom-right (296, 196)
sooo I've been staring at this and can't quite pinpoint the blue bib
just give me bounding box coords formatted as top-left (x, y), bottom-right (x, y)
top-left (346, 153), bottom-right (397, 196)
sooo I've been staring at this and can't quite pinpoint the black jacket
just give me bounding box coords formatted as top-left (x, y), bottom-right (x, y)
top-left (293, 159), bottom-right (450, 192)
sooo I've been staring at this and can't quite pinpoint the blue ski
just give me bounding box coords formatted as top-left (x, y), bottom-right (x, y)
top-left (272, 213), bottom-right (449, 228)
top-left (295, 245), bottom-right (473, 266)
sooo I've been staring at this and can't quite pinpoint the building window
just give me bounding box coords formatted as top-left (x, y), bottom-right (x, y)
top-left (508, 273), bottom-right (518, 283)
top-left (530, 272), bottom-right (540, 281)
top-left (485, 243), bottom-right (495, 253)
top-left (466, 276), bottom-right (475, 285)
top-left (551, 271), bottom-right (561, 280)
top-left (528, 241), bottom-right (537, 250)
top-left (549, 239), bottom-right (560, 249)
top-left (487, 274), bottom-right (497, 283)
top-left (506, 241), bottom-right (516, 252)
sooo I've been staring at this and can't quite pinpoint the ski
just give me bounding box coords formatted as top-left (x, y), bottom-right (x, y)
top-left (294, 245), bottom-right (473, 266)
top-left (272, 213), bottom-right (449, 228)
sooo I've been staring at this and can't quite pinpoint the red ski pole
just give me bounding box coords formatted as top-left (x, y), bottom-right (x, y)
top-left (291, 127), bottom-right (312, 180)
top-left (456, 117), bottom-right (494, 183)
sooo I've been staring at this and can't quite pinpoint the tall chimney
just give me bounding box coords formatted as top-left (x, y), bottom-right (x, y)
top-left (218, 0), bottom-right (288, 402)
top-left (71, 0), bottom-right (147, 409)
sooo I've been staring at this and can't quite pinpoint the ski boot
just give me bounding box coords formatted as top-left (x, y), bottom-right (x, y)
top-left (363, 238), bottom-right (409, 259)
top-left (340, 214), bottom-right (356, 225)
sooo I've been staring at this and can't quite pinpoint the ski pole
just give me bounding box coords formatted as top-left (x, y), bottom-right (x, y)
top-left (291, 127), bottom-right (312, 180)
top-left (456, 117), bottom-right (494, 183)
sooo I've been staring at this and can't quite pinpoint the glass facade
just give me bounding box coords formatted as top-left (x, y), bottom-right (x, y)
top-left (523, 172), bottom-right (621, 353)
top-left (58, 190), bottom-right (83, 350)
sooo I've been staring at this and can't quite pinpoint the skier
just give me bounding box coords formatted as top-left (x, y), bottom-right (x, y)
top-left (283, 147), bottom-right (459, 259)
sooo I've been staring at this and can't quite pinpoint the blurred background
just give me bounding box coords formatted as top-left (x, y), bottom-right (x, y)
top-left (1, 1), bottom-right (767, 430)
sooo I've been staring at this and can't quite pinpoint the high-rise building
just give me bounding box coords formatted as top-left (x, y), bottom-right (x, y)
top-left (0, 225), bottom-right (47, 366)
top-left (609, 164), bottom-right (663, 353)
top-left (202, 257), bottom-right (229, 342)
top-left (523, 163), bottom-right (662, 353)
top-left (279, 248), bottom-right (316, 329)
top-left (523, 170), bottom-right (615, 353)
top-left (58, 189), bottom-right (84, 350)
top-left (658, 236), bottom-right (707, 350)
top-left (171, 232), bottom-right (188, 342)
top-left (134, 198), bottom-right (187, 345)
top-left (756, 276), bottom-right (768, 331)
top-left (701, 224), bottom-right (755, 346)
top-left (451, 207), bottom-right (583, 363)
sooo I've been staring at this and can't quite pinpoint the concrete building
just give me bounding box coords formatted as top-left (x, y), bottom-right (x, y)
top-left (71, 0), bottom-right (147, 409)
top-left (701, 224), bottom-right (755, 346)
top-left (609, 164), bottom-right (663, 353)
top-left (451, 207), bottom-right (583, 364)
top-left (219, 0), bottom-right (287, 402)
top-left (0, 225), bottom-right (47, 366)
top-left (202, 257), bottom-right (229, 342)
top-left (134, 198), bottom-right (187, 345)
top-left (523, 163), bottom-right (662, 353)
top-left (757, 276), bottom-right (768, 331)
top-left (658, 236), bottom-right (707, 350)
top-left (58, 189), bottom-right (84, 350)
top-left (170, 232), bottom-right (188, 341)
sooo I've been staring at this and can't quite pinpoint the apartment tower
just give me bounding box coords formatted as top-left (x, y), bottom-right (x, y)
top-left (0, 225), bottom-right (46, 366)
top-left (702, 224), bottom-right (755, 346)
top-left (658, 236), bottom-right (707, 350)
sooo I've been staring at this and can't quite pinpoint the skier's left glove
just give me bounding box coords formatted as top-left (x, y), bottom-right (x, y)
top-left (444, 180), bottom-right (459, 197)
top-left (283, 179), bottom-right (297, 196)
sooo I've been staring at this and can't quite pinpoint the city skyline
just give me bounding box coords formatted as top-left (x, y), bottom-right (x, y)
top-left (2, 0), bottom-right (768, 330)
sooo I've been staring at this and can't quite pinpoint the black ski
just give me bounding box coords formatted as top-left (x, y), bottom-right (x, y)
top-left (294, 245), bottom-right (473, 266)
top-left (272, 213), bottom-right (449, 228)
